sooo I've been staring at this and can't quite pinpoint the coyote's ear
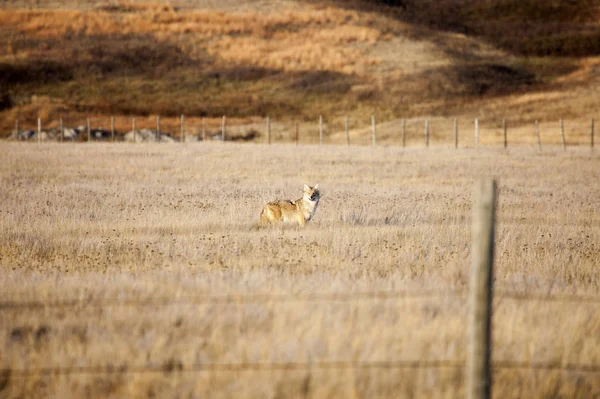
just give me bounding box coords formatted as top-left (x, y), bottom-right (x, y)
top-left (303, 184), bottom-right (310, 191)
top-left (314, 184), bottom-right (319, 190)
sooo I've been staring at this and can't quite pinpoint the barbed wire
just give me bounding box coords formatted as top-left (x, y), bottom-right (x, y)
top-left (1, 290), bottom-right (599, 310)
top-left (0, 290), bottom-right (467, 310)
top-left (3, 360), bottom-right (600, 378)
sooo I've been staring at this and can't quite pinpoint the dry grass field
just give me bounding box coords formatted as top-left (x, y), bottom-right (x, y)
top-left (1, 142), bottom-right (599, 398)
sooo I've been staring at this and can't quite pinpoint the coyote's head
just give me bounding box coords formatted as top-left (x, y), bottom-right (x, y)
top-left (303, 184), bottom-right (320, 202)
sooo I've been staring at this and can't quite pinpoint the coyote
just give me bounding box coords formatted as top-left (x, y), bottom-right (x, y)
top-left (260, 184), bottom-right (320, 226)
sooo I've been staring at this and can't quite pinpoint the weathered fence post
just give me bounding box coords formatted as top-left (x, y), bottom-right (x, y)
top-left (454, 118), bottom-right (458, 149)
top-left (345, 115), bottom-right (350, 146)
top-left (535, 120), bottom-right (541, 150)
top-left (467, 179), bottom-right (496, 399)
top-left (221, 115), bottom-right (226, 141)
top-left (111, 116), bottom-right (115, 142)
top-left (560, 119), bottom-right (566, 151)
top-left (201, 117), bottom-right (206, 141)
top-left (60, 117), bottom-right (64, 143)
top-left (425, 119), bottom-right (430, 148)
top-left (319, 116), bottom-right (323, 145)
top-left (16, 119), bottom-right (20, 140)
top-left (37, 118), bottom-right (41, 144)
top-left (475, 118), bottom-right (479, 149)
top-left (402, 119), bottom-right (406, 148)
top-left (267, 116), bottom-right (271, 144)
top-left (591, 119), bottom-right (594, 151)
top-left (180, 114), bottom-right (185, 143)
top-left (132, 118), bottom-right (136, 143)
top-left (503, 119), bottom-right (507, 149)
top-left (295, 122), bottom-right (299, 146)
top-left (371, 114), bottom-right (377, 145)
top-left (87, 118), bottom-right (91, 142)
top-left (156, 115), bottom-right (161, 142)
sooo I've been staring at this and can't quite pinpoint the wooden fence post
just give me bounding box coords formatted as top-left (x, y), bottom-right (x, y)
top-left (503, 119), bottom-right (507, 149)
top-left (371, 114), bottom-right (377, 145)
top-left (535, 120), bottom-right (541, 150)
top-left (295, 122), bottom-right (299, 146)
top-left (156, 115), bottom-right (161, 142)
top-left (132, 118), bottom-right (136, 143)
top-left (319, 116), bottom-right (323, 145)
top-left (267, 116), bottom-right (271, 144)
top-left (402, 119), bottom-right (406, 148)
top-left (425, 119), bottom-right (430, 148)
top-left (16, 119), bottom-right (20, 140)
top-left (201, 117), bottom-right (206, 141)
top-left (37, 118), bottom-right (41, 144)
top-left (180, 114), bottom-right (185, 143)
top-left (475, 118), bottom-right (479, 149)
top-left (111, 116), bottom-right (115, 142)
top-left (454, 118), bottom-right (458, 149)
top-left (345, 115), bottom-right (350, 146)
top-left (87, 118), bottom-right (91, 142)
top-left (591, 119), bottom-right (594, 151)
top-left (60, 117), bottom-right (64, 143)
top-left (467, 179), bottom-right (496, 399)
top-left (560, 119), bottom-right (566, 151)
top-left (221, 115), bottom-right (226, 141)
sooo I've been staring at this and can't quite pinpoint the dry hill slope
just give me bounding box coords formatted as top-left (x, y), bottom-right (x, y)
top-left (0, 0), bottom-right (599, 139)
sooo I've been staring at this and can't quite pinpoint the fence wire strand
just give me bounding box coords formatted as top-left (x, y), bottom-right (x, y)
top-left (1, 290), bottom-right (599, 310)
top-left (3, 360), bottom-right (600, 379)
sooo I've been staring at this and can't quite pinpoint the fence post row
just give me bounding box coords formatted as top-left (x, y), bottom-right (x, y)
top-left (295, 122), bottom-right (299, 146)
top-left (371, 114), bottom-right (376, 145)
top-left (16, 119), bottom-right (20, 140)
top-left (87, 118), bottom-right (91, 142)
top-left (467, 179), bottom-right (497, 399)
top-left (402, 119), bottom-right (406, 148)
top-left (319, 116), bottom-right (323, 145)
top-left (535, 120), bottom-right (541, 150)
top-left (454, 118), bottom-right (458, 149)
top-left (180, 114), bottom-right (185, 143)
top-left (37, 118), bottom-right (41, 144)
top-left (560, 119), bottom-right (566, 151)
top-left (591, 118), bottom-right (594, 150)
top-left (60, 117), bottom-right (64, 143)
top-left (201, 117), bottom-right (206, 142)
top-left (425, 119), bottom-right (430, 147)
top-left (111, 116), bottom-right (115, 142)
top-left (221, 115), bottom-right (226, 141)
top-left (475, 118), bottom-right (479, 149)
top-left (502, 119), bottom-right (507, 149)
top-left (156, 116), bottom-right (161, 142)
top-left (345, 115), bottom-right (349, 146)
top-left (132, 117), bottom-right (136, 143)
top-left (267, 116), bottom-right (271, 144)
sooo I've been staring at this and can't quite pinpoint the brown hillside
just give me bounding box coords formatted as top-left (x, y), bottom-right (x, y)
top-left (1, 0), bottom-right (599, 139)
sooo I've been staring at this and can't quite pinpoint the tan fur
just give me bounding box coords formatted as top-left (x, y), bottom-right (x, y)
top-left (260, 184), bottom-right (320, 226)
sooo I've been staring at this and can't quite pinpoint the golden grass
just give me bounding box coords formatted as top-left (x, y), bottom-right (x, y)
top-left (0, 143), bottom-right (599, 398)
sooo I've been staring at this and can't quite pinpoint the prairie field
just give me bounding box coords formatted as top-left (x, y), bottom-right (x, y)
top-left (0, 142), bottom-right (599, 398)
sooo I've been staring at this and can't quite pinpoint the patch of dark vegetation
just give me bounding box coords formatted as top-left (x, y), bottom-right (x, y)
top-left (0, 61), bottom-right (73, 89)
top-left (285, 70), bottom-right (355, 94)
top-left (1, 33), bottom-right (201, 90)
top-left (203, 65), bottom-right (277, 83)
top-left (325, 0), bottom-right (600, 57)
top-left (229, 128), bottom-right (260, 142)
top-left (414, 63), bottom-right (537, 98)
top-left (0, 93), bottom-right (12, 111)
top-left (455, 64), bottom-right (537, 96)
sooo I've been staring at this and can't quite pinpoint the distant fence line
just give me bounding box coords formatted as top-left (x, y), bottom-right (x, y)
top-left (9, 115), bottom-right (596, 150)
